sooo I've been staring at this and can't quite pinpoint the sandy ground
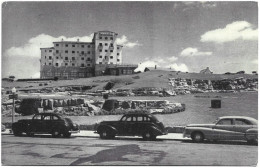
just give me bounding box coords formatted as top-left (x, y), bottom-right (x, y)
top-left (2, 134), bottom-right (257, 166)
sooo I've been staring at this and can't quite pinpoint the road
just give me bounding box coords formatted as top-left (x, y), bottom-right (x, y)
top-left (2, 134), bottom-right (257, 166)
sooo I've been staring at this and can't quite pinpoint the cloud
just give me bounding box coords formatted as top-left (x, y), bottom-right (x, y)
top-left (116, 35), bottom-right (142, 48)
top-left (4, 34), bottom-right (94, 58)
top-left (134, 56), bottom-right (188, 72)
top-left (180, 47), bottom-right (212, 57)
top-left (201, 21), bottom-right (258, 43)
top-left (168, 63), bottom-right (189, 72)
top-left (173, 2), bottom-right (216, 12)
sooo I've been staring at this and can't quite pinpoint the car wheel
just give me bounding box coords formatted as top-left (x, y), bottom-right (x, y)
top-left (143, 131), bottom-right (156, 141)
top-left (63, 132), bottom-right (71, 138)
top-left (100, 129), bottom-right (109, 139)
top-left (52, 130), bottom-right (60, 138)
top-left (191, 132), bottom-right (204, 143)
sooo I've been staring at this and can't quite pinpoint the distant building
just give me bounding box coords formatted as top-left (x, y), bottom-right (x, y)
top-left (40, 31), bottom-right (137, 79)
top-left (200, 67), bottom-right (213, 74)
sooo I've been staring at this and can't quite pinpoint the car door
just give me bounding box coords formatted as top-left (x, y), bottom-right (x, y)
top-left (42, 114), bottom-right (52, 133)
top-left (233, 119), bottom-right (254, 140)
top-left (214, 118), bottom-right (236, 140)
top-left (124, 115), bottom-right (135, 135)
top-left (31, 114), bottom-right (44, 133)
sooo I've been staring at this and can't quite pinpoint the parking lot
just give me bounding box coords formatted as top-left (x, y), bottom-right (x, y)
top-left (2, 133), bottom-right (257, 166)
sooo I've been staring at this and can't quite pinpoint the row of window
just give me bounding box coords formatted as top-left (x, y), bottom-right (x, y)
top-left (99, 36), bottom-right (113, 40)
top-left (56, 50), bottom-right (92, 54)
top-left (45, 56), bottom-right (92, 61)
top-left (45, 72), bottom-right (88, 78)
top-left (55, 44), bottom-right (93, 48)
top-left (45, 62), bottom-right (91, 67)
top-left (99, 56), bottom-right (120, 61)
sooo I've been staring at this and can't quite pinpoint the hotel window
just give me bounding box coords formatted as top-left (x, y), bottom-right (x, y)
top-left (105, 37), bottom-right (108, 40)
top-left (81, 51), bottom-right (84, 54)
top-left (55, 72), bottom-right (60, 76)
top-left (55, 63), bottom-right (58, 67)
top-left (99, 49), bottom-right (102, 52)
top-left (81, 45), bottom-right (84, 48)
top-left (63, 72), bottom-right (68, 77)
top-left (65, 50), bottom-right (68, 53)
top-left (56, 57), bottom-right (58, 59)
top-left (99, 43), bottom-right (102, 46)
top-left (105, 50), bottom-right (108, 52)
top-left (65, 44), bottom-right (68, 47)
top-left (45, 56), bottom-right (46, 59)
top-left (45, 63), bottom-right (46, 65)
top-left (72, 44), bottom-right (75, 47)
top-left (72, 63), bottom-right (75, 66)
top-left (49, 56), bottom-right (52, 60)
top-left (87, 58), bottom-right (91, 61)
top-left (87, 64), bottom-right (90, 66)
top-left (56, 50), bottom-right (59, 54)
top-left (56, 44), bottom-right (59, 47)
top-left (72, 51), bottom-right (75, 53)
top-left (110, 50), bottom-right (113, 52)
top-left (65, 63), bottom-right (68, 66)
top-left (77, 51), bottom-right (79, 53)
top-left (99, 36), bottom-right (102, 40)
top-left (65, 57), bottom-right (68, 60)
top-left (45, 50), bottom-right (47, 52)
top-left (99, 56), bottom-right (102, 58)
top-left (110, 56), bottom-right (113, 59)
top-left (110, 37), bottom-right (113, 40)
top-left (117, 59), bottom-right (120, 62)
top-left (110, 62), bottom-right (113, 64)
top-left (49, 50), bottom-right (52, 52)
top-left (105, 56), bottom-right (108, 59)
top-left (49, 63), bottom-right (52, 65)
top-left (117, 53), bottom-right (119, 56)
top-left (81, 64), bottom-right (84, 67)
top-left (87, 51), bottom-right (90, 54)
top-left (81, 57), bottom-right (84, 60)
top-left (117, 47), bottom-right (119, 49)
top-left (99, 62), bottom-right (102, 64)
top-left (79, 73), bottom-right (84, 77)
top-left (88, 45), bottom-right (90, 48)
top-left (105, 43), bottom-right (108, 46)
top-left (110, 44), bottom-right (113, 47)
top-left (72, 57), bottom-right (75, 60)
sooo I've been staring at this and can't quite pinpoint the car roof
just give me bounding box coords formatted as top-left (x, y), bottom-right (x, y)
top-left (218, 116), bottom-right (258, 123)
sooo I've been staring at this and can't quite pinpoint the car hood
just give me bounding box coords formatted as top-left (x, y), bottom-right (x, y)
top-left (186, 124), bottom-right (215, 128)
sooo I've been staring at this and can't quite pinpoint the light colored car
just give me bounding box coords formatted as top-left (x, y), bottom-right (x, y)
top-left (183, 116), bottom-right (258, 144)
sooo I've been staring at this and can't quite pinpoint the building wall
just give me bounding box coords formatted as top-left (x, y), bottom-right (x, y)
top-left (40, 31), bottom-right (133, 79)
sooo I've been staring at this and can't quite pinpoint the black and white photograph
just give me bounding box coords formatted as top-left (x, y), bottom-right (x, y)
top-left (1, 1), bottom-right (258, 166)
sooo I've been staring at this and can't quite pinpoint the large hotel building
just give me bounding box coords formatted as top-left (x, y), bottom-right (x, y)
top-left (40, 31), bottom-right (137, 79)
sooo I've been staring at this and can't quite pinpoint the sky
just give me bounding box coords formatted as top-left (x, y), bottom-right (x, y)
top-left (2, 1), bottom-right (258, 79)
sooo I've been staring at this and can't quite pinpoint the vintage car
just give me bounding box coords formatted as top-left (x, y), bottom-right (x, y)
top-left (183, 116), bottom-right (258, 143)
top-left (12, 113), bottom-right (79, 138)
top-left (95, 112), bottom-right (167, 140)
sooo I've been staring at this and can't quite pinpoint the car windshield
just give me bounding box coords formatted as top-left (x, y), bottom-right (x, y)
top-left (213, 118), bottom-right (219, 124)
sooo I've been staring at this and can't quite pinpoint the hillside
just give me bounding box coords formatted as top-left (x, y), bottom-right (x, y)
top-left (2, 70), bottom-right (258, 91)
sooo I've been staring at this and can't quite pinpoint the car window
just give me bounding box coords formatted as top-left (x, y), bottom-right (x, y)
top-left (235, 119), bottom-right (252, 125)
top-left (144, 116), bottom-right (151, 122)
top-left (217, 119), bottom-right (233, 125)
top-left (132, 117), bottom-right (137, 121)
top-left (33, 115), bottom-right (42, 120)
top-left (43, 116), bottom-right (51, 120)
top-left (53, 116), bottom-right (59, 120)
top-left (121, 116), bottom-right (127, 121)
top-left (137, 116), bottom-right (143, 122)
top-left (126, 116), bottom-right (132, 121)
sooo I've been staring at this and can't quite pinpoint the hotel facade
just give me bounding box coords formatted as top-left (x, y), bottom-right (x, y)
top-left (40, 31), bottom-right (137, 79)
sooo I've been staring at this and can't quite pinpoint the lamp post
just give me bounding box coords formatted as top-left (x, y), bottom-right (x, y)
top-left (11, 87), bottom-right (16, 126)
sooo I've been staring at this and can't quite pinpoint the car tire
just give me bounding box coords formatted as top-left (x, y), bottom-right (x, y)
top-left (63, 132), bottom-right (71, 138)
top-left (52, 130), bottom-right (61, 138)
top-left (143, 131), bottom-right (156, 141)
top-left (100, 129), bottom-right (109, 139)
top-left (191, 132), bottom-right (204, 143)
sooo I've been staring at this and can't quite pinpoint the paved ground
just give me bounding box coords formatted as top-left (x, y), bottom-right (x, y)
top-left (2, 132), bottom-right (258, 166)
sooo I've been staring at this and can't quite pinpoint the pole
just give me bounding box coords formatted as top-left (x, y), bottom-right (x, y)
top-left (12, 93), bottom-right (14, 126)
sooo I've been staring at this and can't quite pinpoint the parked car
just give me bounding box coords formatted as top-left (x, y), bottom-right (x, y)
top-left (95, 112), bottom-right (167, 140)
top-left (183, 116), bottom-right (258, 144)
top-left (12, 113), bottom-right (79, 138)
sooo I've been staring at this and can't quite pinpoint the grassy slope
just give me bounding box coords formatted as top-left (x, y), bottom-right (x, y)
top-left (2, 70), bottom-right (257, 91)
